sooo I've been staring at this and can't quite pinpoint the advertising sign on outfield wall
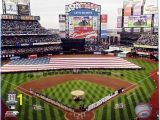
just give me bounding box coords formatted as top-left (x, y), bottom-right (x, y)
top-left (128, 15), bottom-right (152, 28)
top-left (117, 16), bottom-right (122, 28)
top-left (133, 5), bottom-right (141, 15)
top-left (124, 7), bottom-right (132, 16)
top-left (144, 0), bottom-right (158, 14)
top-left (18, 4), bottom-right (30, 15)
top-left (66, 2), bottom-right (100, 12)
top-left (143, 5), bottom-right (158, 14)
top-left (18, 0), bottom-right (30, 5)
top-left (5, 0), bottom-right (18, 14)
top-left (66, 2), bottom-right (100, 39)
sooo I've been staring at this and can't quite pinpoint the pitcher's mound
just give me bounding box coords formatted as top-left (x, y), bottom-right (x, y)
top-left (65, 111), bottom-right (94, 120)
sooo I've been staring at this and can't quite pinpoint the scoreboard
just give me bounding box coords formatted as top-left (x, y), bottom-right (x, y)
top-left (65, 2), bottom-right (101, 39)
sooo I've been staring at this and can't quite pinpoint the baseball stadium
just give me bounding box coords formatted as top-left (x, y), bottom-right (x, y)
top-left (1, 0), bottom-right (159, 120)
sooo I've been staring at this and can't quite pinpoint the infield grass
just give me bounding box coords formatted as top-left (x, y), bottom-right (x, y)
top-left (42, 80), bottom-right (113, 108)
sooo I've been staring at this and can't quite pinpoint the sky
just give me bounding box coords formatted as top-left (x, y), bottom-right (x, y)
top-left (30, 0), bottom-right (123, 29)
top-left (0, 0), bottom-right (158, 29)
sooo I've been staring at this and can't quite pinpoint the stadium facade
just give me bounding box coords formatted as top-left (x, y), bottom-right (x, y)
top-left (59, 2), bottom-right (109, 41)
top-left (1, 0), bottom-right (62, 59)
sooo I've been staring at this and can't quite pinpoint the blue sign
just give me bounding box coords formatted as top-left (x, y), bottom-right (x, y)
top-left (101, 30), bottom-right (108, 38)
top-left (69, 8), bottom-right (98, 16)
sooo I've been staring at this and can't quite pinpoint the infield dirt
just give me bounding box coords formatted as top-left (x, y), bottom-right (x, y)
top-left (17, 74), bottom-right (135, 92)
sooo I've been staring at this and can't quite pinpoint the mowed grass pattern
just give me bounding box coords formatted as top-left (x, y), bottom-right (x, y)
top-left (1, 73), bottom-right (64, 120)
top-left (95, 58), bottom-right (158, 120)
top-left (42, 80), bottom-right (113, 108)
top-left (1, 58), bottom-right (158, 120)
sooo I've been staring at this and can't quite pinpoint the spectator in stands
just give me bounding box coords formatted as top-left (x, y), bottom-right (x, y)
top-left (2, 45), bottom-right (62, 55)
top-left (85, 40), bottom-right (108, 52)
top-left (2, 35), bottom-right (61, 45)
top-left (134, 33), bottom-right (158, 46)
top-left (1, 20), bottom-right (52, 35)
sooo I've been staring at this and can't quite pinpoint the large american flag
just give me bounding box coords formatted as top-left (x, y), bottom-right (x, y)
top-left (1, 57), bottom-right (141, 73)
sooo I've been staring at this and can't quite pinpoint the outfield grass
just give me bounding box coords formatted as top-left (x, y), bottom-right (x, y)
top-left (94, 58), bottom-right (158, 120)
top-left (1, 58), bottom-right (158, 120)
top-left (42, 80), bottom-right (113, 108)
top-left (1, 73), bottom-right (65, 120)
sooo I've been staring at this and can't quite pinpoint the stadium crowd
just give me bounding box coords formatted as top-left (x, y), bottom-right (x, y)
top-left (2, 20), bottom-right (41, 30)
top-left (2, 29), bottom-right (52, 35)
top-left (2, 18), bottom-right (63, 57)
top-left (85, 40), bottom-right (108, 51)
top-left (2, 35), bottom-right (61, 45)
top-left (2, 20), bottom-right (52, 35)
top-left (2, 45), bottom-right (62, 55)
top-left (134, 33), bottom-right (158, 46)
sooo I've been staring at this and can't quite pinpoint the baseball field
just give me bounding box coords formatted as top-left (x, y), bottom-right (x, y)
top-left (1, 57), bottom-right (158, 120)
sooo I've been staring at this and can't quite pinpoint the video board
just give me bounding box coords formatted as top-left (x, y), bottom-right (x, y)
top-left (66, 2), bottom-right (100, 39)
top-left (18, 4), bottom-right (30, 15)
top-left (128, 15), bottom-right (152, 27)
top-left (69, 15), bottom-right (98, 39)
top-left (73, 16), bottom-right (93, 31)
